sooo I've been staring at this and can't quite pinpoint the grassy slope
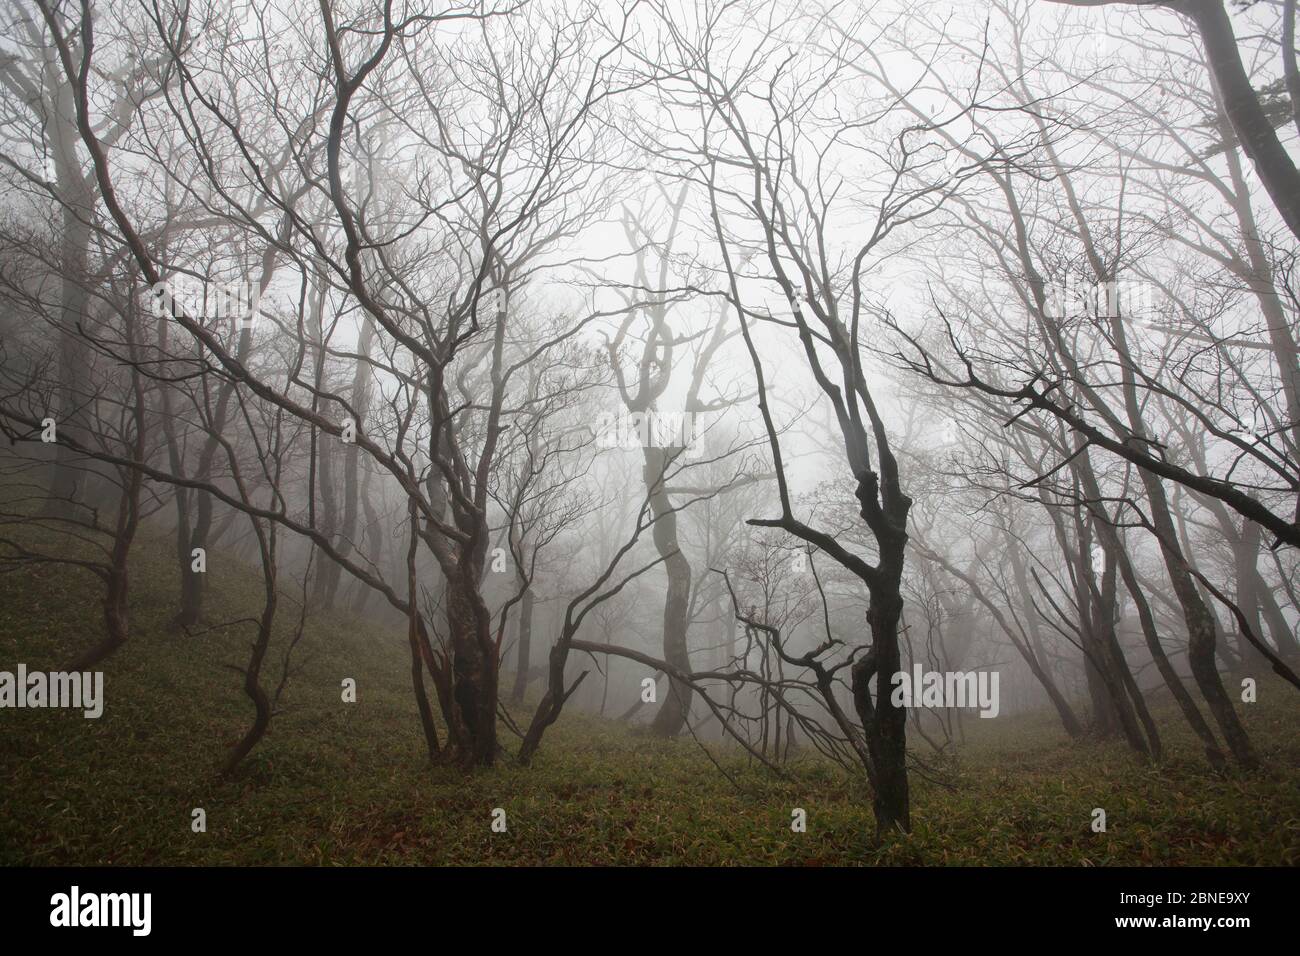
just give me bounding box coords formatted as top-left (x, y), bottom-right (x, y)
top-left (0, 523), bottom-right (1297, 866)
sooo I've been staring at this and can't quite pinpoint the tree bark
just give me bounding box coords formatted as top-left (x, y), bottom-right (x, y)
top-left (510, 582), bottom-right (535, 704)
top-left (645, 446), bottom-right (694, 737)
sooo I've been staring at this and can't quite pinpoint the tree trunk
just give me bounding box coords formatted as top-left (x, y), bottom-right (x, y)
top-left (447, 574), bottom-right (499, 766)
top-left (1139, 468), bottom-right (1258, 768)
top-left (43, 62), bottom-right (92, 518)
top-left (1184, 0), bottom-right (1300, 242)
top-left (1103, 521), bottom-right (1226, 769)
top-left (510, 583), bottom-right (534, 704)
top-left (852, 586), bottom-right (910, 835)
top-left (644, 446), bottom-right (693, 737)
top-left (1002, 535), bottom-right (1086, 737)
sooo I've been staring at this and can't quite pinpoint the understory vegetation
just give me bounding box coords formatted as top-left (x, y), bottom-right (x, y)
top-left (2, 528), bottom-right (1295, 866)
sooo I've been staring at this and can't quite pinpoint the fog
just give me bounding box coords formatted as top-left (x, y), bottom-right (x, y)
top-left (0, 0), bottom-right (1297, 850)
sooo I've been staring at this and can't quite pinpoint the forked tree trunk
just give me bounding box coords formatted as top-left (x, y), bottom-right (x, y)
top-left (852, 587), bottom-right (910, 835)
top-left (847, 468), bottom-right (912, 835)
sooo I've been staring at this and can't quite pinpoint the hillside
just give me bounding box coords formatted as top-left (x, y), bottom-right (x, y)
top-left (1, 526), bottom-right (1297, 866)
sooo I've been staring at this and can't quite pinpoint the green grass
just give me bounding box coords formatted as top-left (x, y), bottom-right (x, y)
top-left (0, 518), bottom-right (1297, 865)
